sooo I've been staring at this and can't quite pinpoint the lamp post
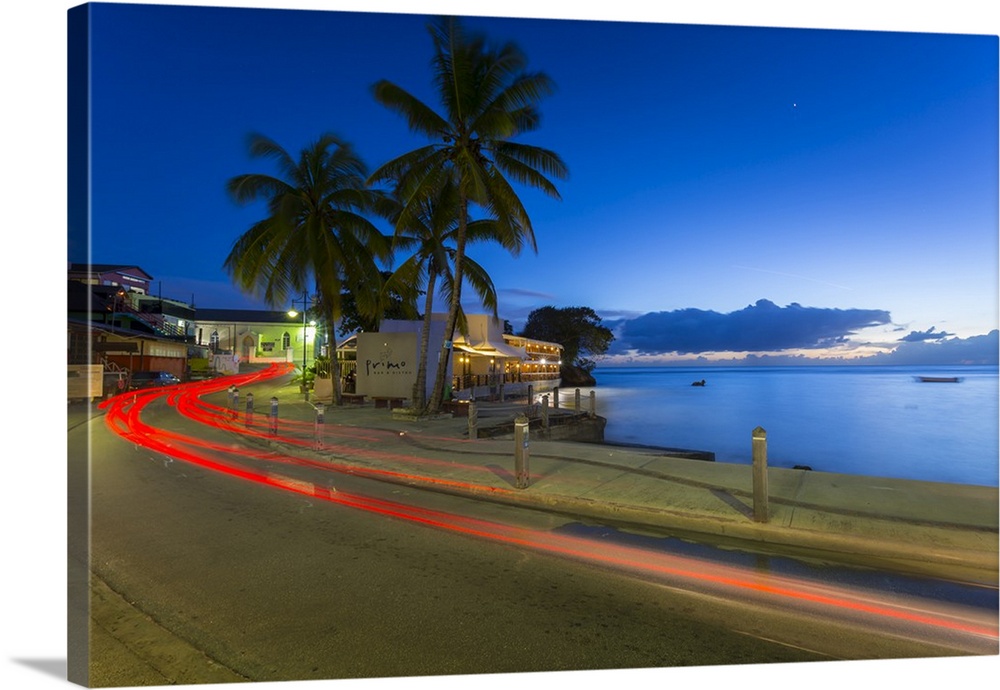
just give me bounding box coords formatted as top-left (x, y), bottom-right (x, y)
top-left (287, 291), bottom-right (311, 373)
top-left (288, 292), bottom-right (318, 401)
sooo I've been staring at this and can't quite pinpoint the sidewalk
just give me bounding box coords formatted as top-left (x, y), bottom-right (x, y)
top-left (228, 376), bottom-right (999, 586)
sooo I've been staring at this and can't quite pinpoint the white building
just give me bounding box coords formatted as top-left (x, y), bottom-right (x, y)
top-left (340, 314), bottom-right (563, 404)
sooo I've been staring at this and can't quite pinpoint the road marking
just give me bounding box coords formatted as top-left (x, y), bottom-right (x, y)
top-left (731, 629), bottom-right (840, 659)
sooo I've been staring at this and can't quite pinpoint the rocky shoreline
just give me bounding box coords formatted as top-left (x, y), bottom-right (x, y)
top-left (559, 364), bottom-right (596, 387)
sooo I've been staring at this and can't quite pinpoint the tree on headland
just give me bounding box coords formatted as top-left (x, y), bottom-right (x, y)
top-left (224, 132), bottom-right (391, 405)
top-left (370, 16), bottom-right (568, 413)
top-left (520, 306), bottom-right (614, 383)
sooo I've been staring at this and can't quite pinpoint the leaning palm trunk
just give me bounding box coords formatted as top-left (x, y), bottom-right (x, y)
top-left (426, 203), bottom-right (468, 413)
top-left (411, 271), bottom-right (437, 412)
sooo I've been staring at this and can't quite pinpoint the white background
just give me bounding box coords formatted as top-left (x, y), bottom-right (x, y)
top-left (2, 2), bottom-right (997, 689)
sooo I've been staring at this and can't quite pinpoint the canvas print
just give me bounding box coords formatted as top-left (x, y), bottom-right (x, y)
top-left (66, 2), bottom-right (998, 688)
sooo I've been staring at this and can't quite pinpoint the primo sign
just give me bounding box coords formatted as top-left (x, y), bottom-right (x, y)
top-left (355, 332), bottom-right (418, 400)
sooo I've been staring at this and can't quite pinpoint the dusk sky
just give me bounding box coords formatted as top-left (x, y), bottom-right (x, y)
top-left (65, 1), bottom-right (999, 364)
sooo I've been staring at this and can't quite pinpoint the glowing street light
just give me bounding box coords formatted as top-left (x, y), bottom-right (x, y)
top-left (287, 291), bottom-right (311, 373)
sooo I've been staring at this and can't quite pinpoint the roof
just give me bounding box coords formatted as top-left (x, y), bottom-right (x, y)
top-left (68, 263), bottom-right (153, 280)
top-left (194, 308), bottom-right (302, 324)
top-left (67, 280), bottom-right (125, 312)
top-left (454, 342), bottom-right (526, 359)
top-left (454, 333), bottom-right (526, 359)
top-left (503, 333), bottom-right (563, 350)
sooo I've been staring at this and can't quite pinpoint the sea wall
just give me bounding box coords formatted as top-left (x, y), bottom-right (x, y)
top-left (477, 412), bottom-right (607, 443)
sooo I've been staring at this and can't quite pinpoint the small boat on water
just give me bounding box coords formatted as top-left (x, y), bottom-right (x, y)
top-left (915, 376), bottom-right (963, 383)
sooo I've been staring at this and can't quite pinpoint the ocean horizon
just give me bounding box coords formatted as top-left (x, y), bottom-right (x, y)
top-left (577, 364), bottom-right (999, 487)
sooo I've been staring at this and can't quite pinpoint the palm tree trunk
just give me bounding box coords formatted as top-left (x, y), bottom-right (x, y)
top-left (332, 350), bottom-right (343, 405)
top-left (427, 199), bottom-right (469, 413)
top-left (412, 271), bottom-right (436, 412)
top-left (326, 306), bottom-right (344, 406)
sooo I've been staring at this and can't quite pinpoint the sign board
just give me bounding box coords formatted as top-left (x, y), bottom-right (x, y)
top-left (355, 331), bottom-right (417, 400)
top-left (68, 364), bottom-right (103, 400)
top-left (212, 353), bottom-right (240, 375)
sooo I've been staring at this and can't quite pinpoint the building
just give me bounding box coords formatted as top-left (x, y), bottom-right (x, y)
top-left (68, 263), bottom-right (153, 294)
top-left (450, 314), bottom-right (534, 392)
top-left (342, 314), bottom-right (563, 403)
top-left (500, 333), bottom-right (563, 382)
top-left (66, 262), bottom-right (563, 403)
top-left (67, 263), bottom-right (194, 339)
top-left (192, 308), bottom-right (328, 368)
top-left (67, 279), bottom-right (190, 399)
top-left (132, 293), bottom-right (196, 339)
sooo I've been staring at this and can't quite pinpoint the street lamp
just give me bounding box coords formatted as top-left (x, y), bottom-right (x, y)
top-left (287, 291), bottom-right (310, 372)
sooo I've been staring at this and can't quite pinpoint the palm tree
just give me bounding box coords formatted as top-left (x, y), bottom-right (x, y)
top-left (387, 176), bottom-right (527, 411)
top-left (337, 270), bottom-right (420, 337)
top-left (224, 132), bottom-right (390, 404)
top-left (370, 16), bottom-right (568, 413)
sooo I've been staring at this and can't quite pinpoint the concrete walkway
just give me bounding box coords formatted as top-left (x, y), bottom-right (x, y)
top-left (228, 377), bottom-right (999, 586)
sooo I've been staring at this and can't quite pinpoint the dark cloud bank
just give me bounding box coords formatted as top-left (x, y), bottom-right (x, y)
top-left (899, 326), bottom-right (954, 342)
top-left (615, 299), bottom-right (890, 354)
top-left (606, 299), bottom-right (998, 365)
top-left (866, 330), bottom-right (999, 366)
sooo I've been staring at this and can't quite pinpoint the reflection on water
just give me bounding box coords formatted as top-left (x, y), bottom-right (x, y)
top-left (587, 365), bottom-right (999, 486)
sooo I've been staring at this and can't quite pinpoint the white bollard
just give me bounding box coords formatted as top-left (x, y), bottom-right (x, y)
top-left (269, 396), bottom-right (279, 436)
top-left (752, 426), bottom-right (769, 523)
top-left (468, 401), bottom-right (478, 440)
top-left (245, 392), bottom-right (254, 427)
top-left (315, 402), bottom-right (325, 449)
top-left (514, 415), bottom-right (530, 489)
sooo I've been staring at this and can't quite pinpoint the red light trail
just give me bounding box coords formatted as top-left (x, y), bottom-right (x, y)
top-left (97, 364), bottom-right (998, 651)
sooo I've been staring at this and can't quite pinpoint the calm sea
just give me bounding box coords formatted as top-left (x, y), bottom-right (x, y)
top-left (581, 365), bottom-right (999, 487)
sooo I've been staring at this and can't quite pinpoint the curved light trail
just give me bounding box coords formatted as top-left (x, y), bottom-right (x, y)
top-left (97, 364), bottom-right (998, 655)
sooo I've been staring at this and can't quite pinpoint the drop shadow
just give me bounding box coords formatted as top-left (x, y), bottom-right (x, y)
top-left (11, 657), bottom-right (67, 681)
top-left (710, 489), bottom-right (753, 519)
top-left (485, 463), bottom-right (517, 488)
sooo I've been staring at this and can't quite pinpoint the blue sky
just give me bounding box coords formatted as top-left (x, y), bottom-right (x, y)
top-left (65, 1), bottom-right (1000, 364)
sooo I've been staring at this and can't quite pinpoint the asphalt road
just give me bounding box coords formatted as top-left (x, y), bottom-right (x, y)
top-left (75, 396), bottom-right (988, 685)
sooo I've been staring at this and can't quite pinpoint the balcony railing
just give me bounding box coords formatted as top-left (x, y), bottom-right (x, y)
top-left (453, 371), bottom-right (559, 391)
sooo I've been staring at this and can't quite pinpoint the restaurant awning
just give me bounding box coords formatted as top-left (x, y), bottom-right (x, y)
top-left (454, 340), bottom-right (525, 359)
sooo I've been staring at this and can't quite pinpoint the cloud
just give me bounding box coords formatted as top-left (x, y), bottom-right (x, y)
top-left (900, 327), bottom-right (954, 342)
top-left (873, 330), bottom-right (999, 365)
top-left (499, 287), bottom-right (557, 300)
top-left (594, 308), bottom-right (646, 322)
top-left (614, 299), bottom-right (891, 355)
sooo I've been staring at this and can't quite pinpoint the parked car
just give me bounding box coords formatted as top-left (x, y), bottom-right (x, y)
top-left (128, 370), bottom-right (181, 390)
